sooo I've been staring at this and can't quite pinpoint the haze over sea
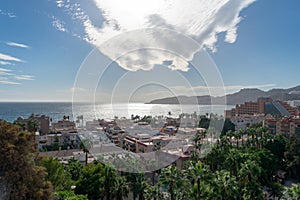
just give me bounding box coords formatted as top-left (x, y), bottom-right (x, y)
top-left (0, 102), bottom-right (234, 123)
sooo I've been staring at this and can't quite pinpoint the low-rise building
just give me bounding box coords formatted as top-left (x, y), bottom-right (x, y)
top-left (46, 134), bottom-right (64, 147)
top-left (51, 118), bottom-right (76, 132)
top-left (105, 124), bottom-right (126, 146)
top-left (15, 114), bottom-right (50, 135)
top-left (36, 149), bottom-right (85, 164)
top-left (179, 113), bottom-right (199, 128)
top-left (265, 117), bottom-right (277, 134)
top-left (265, 116), bottom-right (300, 136)
top-left (37, 132), bottom-right (80, 150)
top-left (230, 114), bottom-right (265, 130)
top-left (86, 119), bottom-right (102, 131)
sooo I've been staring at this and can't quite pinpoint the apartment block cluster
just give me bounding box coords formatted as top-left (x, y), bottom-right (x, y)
top-left (88, 115), bottom-right (204, 169)
top-left (226, 97), bottom-right (299, 117)
top-left (225, 97), bottom-right (300, 136)
top-left (15, 114), bottom-right (80, 150)
top-left (15, 113), bottom-right (206, 168)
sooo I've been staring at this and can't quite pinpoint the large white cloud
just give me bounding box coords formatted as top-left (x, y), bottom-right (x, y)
top-left (58, 0), bottom-right (255, 71)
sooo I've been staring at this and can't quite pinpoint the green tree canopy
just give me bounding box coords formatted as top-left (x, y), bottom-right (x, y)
top-left (41, 157), bottom-right (73, 191)
top-left (0, 120), bottom-right (53, 200)
top-left (54, 190), bottom-right (88, 200)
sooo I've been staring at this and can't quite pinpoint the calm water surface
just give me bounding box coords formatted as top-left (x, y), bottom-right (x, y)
top-left (0, 102), bottom-right (234, 122)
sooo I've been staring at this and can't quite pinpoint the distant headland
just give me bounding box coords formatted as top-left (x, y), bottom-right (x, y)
top-left (146, 85), bottom-right (300, 105)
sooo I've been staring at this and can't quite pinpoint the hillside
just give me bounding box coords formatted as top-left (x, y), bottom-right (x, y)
top-left (146, 86), bottom-right (300, 105)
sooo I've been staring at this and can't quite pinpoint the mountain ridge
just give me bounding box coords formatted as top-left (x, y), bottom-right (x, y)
top-left (146, 86), bottom-right (300, 105)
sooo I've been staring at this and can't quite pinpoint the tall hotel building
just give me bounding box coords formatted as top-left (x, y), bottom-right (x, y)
top-left (226, 97), bottom-right (299, 117)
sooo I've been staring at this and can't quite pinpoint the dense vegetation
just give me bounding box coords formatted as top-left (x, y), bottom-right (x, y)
top-left (1, 120), bottom-right (300, 199)
top-left (0, 120), bottom-right (53, 200)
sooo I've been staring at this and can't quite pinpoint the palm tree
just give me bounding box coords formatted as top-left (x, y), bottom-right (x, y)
top-left (159, 165), bottom-right (185, 200)
top-left (28, 118), bottom-right (39, 145)
top-left (238, 159), bottom-right (264, 199)
top-left (247, 127), bottom-right (256, 147)
top-left (126, 173), bottom-right (148, 200)
top-left (213, 170), bottom-right (239, 200)
top-left (80, 138), bottom-right (93, 165)
top-left (185, 161), bottom-right (211, 200)
top-left (239, 129), bottom-right (246, 148)
top-left (226, 130), bottom-right (234, 147)
top-left (192, 132), bottom-right (206, 158)
top-left (205, 146), bottom-right (223, 171)
top-left (134, 115), bottom-right (140, 123)
top-left (267, 182), bottom-right (284, 200)
top-left (219, 135), bottom-right (230, 150)
top-left (224, 148), bottom-right (243, 178)
top-left (152, 141), bottom-right (162, 185)
top-left (233, 131), bottom-right (241, 148)
top-left (102, 165), bottom-right (119, 200)
top-left (144, 184), bottom-right (164, 200)
top-left (28, 118), bottom-right (38, 133)
top-left (115, 177), bottom-right (129, 200)
top-left (257, 126), bottom-right (269, 149)
top-left (284, 135), bottom-right (300, 178)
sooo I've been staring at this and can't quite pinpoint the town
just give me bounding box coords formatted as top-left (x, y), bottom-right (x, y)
top-left (10, 97), bottom-right (300, 174)
top-left (2, 98), bottom-right (300, 199)
top-left (14, 112), bottom-right (206, 170)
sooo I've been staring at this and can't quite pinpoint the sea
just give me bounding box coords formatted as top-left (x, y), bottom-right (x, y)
top-left (0, 102), bottom-right (234, 123)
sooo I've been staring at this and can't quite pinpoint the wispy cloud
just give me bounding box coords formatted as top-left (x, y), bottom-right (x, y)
top-left (57, 87), bottom-right (86, 93)
top-left (70, 87), bottom-right (85, 92)
top-left (0, 71), bottom-right (14, 76)
top-left (0, 74), bottom-right (34, 85)
top-left (13, 75), bottom-right (35, 81)
top-left (0, 68), bottom-right (34, 85)
top-left (56, 0), bottom-right (255, 72)
top-left (7, 13), bottom-right (16, 18)
top-left (0, 9), bottom-right (16, 18)
top-left (0, 61), bottom-right (13, 65)
top-left (0, 53), bottom-right (23, 62)
top-left (0, 77), bottom-right (20, 85)
top-left (6, 42), bottom-right (30, 49)
top-left (56, 0), bottom-right (64, 8)
top-left (0, 41), bottom-right (33, 86)
top-left (51, 16), bottom-right (68, 32)
top-left (0, 80), bottom-right (20, 85)
top-left (0, 68), bottom-right (12, 72)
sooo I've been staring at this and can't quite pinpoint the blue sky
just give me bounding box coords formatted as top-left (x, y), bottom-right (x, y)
top-left (0, 0), bottom-right (299, 102)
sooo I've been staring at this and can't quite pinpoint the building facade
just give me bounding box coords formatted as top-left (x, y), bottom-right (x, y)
top-left (265, 117), bottom-right (300, 136)
top-left (15, 114), bottom-right (50, 135)
top-left (226, 98), bottom-right (299, 118)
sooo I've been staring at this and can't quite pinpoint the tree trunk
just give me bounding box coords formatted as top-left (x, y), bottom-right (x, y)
top-left (241, 139), bottom-right (244, 148)
top-left (85, 151), bottom-right (88, 165)
top-left (170, 191), bottom-right (175, 200)
top-left (170, 182), bottom-right (175, 200)
top-left (138, 191), bottom-right (144, 200)
top-left (197, 177), bottom-right (201, 200)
